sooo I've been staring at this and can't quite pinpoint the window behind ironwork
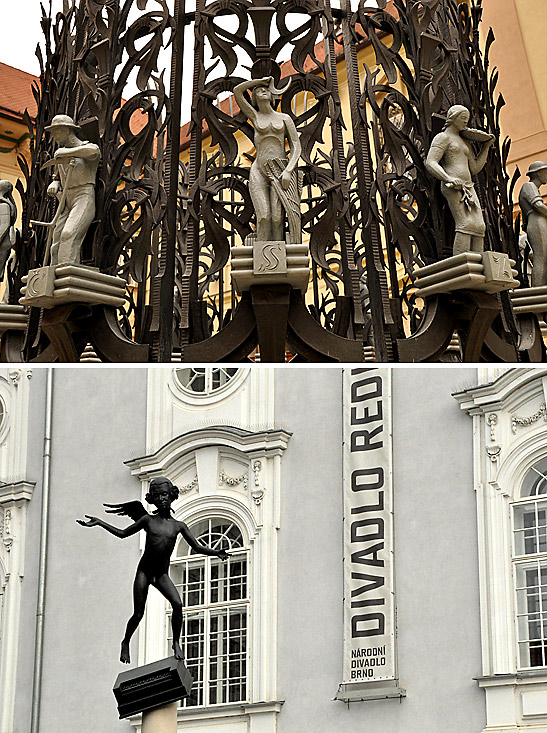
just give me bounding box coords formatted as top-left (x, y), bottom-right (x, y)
top-left (168, 518), bottom-right (248, 707)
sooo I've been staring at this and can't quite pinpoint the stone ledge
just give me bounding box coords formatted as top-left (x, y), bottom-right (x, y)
top-left (415, 252), bottom-right (519, 298)
top-left (511, 286), bottom-right (547, 315)
top-left (0, 304), bottom-right (27, 332)
top-left (19, 264), bottom-right (126, 308)
top-left (0, 481), bottom-right (36, 504)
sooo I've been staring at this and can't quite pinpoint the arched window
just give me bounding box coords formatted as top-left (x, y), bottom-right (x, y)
top-left (168, 518), bottom-right (249, 707)
top-left (175, 368), bottom-right (240, 396)
top-left (512, 458), bottom-right (547, 668)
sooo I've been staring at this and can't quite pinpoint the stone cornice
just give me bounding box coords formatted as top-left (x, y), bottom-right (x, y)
top-left (126, 426), bottom-right (292, 478)
top-left (0, 480), bottom-right (35, 504)
top-left (453, 368), bottom-right (547, 414)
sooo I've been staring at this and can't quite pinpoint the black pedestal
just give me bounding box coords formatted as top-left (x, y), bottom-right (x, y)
top-left (113, 657), bottom-right (193, 719)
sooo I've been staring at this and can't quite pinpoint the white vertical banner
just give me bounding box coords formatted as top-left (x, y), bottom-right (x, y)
top-left (338, 368), bottom-right (400, 700)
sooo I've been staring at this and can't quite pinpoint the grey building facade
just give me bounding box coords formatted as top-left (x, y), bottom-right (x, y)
top-left (3, 366), bottom-right (539, 732)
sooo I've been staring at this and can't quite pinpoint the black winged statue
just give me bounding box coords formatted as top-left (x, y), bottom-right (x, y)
top-left (77, 477), bottom-right (229, 664)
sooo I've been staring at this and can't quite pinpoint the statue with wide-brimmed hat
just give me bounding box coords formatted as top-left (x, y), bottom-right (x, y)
top-left (519, 161), bottom-right (547, 287)
top-left (36, 114), bottom-right (100, 266)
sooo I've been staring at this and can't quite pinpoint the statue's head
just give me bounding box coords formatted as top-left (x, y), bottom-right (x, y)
top-left (45, 115), bottom-right (82, 144)
top-left (145, 477), bottom-right (180, 510)
top-left (252, 77), bottom-right (291, 108)
top-left (444, 105), bottom-right (470, 131)
top-left (527, 161), bottom-right (547, 184)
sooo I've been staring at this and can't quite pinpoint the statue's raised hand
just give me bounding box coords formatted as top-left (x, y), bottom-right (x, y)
top-left (217, 550), bottom-right (230, 561)
top-left (77, 515), bottom-right (100, 527)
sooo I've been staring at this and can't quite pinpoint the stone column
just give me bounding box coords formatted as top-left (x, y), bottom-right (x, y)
top-left (142, 702), bottom-right (178, 733)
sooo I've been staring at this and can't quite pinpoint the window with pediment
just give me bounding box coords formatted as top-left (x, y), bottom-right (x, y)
top-left (167, 517), bottom-right (249, 707)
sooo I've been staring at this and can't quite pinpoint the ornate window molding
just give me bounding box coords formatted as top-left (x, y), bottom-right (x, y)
top-left (125, 425), bottom-right (290, 733)
top-left (455, 368), bottom-right (547, 732)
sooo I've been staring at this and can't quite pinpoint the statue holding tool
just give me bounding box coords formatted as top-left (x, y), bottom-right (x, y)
top-left (36, 115), bottom-right (100, 266)
top-left (0, 180), bottom-right (17, 282)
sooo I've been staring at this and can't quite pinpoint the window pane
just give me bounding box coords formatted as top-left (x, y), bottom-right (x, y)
top-left (522, 461), bottom-right (547, 497)
top-left (516, 560), bottom-right (547, 668)
top-left (184, 615), bottom-right (205, 707)
top-left (186, 563), bottom-right (205, 606)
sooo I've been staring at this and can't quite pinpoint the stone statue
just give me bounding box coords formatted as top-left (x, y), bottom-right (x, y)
top-left (41, 115), bottom-right (100, 266)
top-left (0, 181), bottom-right (17, 282)
top-left (77, 477), bottom-right (229, 664)
top-left (519, 161), bottom-right (547, 287)
top-left (234, 76), bottom-right (302, 244)
top-left (425, 105), bottom-right (495, 256)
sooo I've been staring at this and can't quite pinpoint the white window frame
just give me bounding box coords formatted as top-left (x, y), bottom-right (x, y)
top-left (171, 368), bottom-right (249, 407)
top-left (168, 518), bottom-right (250, 708)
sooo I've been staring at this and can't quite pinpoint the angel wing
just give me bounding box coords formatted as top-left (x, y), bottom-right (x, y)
top-left (103, 501), bottom-right (148, 521)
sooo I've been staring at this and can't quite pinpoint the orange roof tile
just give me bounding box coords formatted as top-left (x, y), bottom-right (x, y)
top-left (0, 62), bottom-right (38, 121)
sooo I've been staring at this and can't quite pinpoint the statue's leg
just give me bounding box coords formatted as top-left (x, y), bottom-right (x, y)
top-left (57, 190), bottom-right (95, 265)
top-left (270, 185), bottom-right (284, 241)
top-left (154, 574), bottom-right (184, 660)
top-left (453, 232), bottom-right (472, 256)
top-left (249, 166), bottom-right (271, 241)
top-left (470, 235), bottom-right (484, 254)
top-left (50, 208), bottom-right (70, 266)
top-left (531, 239), bottom-right (547, 287)
top-left (121, 569), bottom-right (150, 663)
top-left (0, 240), bottom-right (9, 281)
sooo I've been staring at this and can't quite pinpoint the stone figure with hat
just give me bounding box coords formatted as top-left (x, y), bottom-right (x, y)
top-left (519, 161), bottom-right (547, 287)
top-left (426, 105), bottom-right (495, 256)
top-left (39, 115), bottom-right (100, 266)
top-left (0, 180), bottom-right (17, 282)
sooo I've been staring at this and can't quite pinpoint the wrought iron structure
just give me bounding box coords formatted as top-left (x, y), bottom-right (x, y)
top-left (0, 0), bottom-right (540, 362)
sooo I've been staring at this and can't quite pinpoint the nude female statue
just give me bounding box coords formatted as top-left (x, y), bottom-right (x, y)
top-left (78, 477), bottom-right (229, 664)
top-left (519, 161), bottom-right (547, 287)
top-left (425, 105), bottom-right (495, 256)
top-left (234, 76), bottom-right (302, 244)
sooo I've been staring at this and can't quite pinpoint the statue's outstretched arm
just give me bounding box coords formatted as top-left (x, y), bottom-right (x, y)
top-left (179, 522), bottom-right (229, 559)
top-left (54, 143), bottom-right (100, 162)
top-left (77, 514), bottom-right (148, 538)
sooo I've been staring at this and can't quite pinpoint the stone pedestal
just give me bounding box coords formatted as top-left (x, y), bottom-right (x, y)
top-left (415, 252), bottom-right (519, 298)
top-left (142, 702), bottom-right (178, 733)
top-left (510, 286), bottom-right (547, 317)
top-left (19, 264), bottom-right (126, 308)
top-left (113, 657), bottom-right (192, 720)
top-left (0, 304), bottom-right (27, 332)
top-left (231, 239), bottom-right (309, 294)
